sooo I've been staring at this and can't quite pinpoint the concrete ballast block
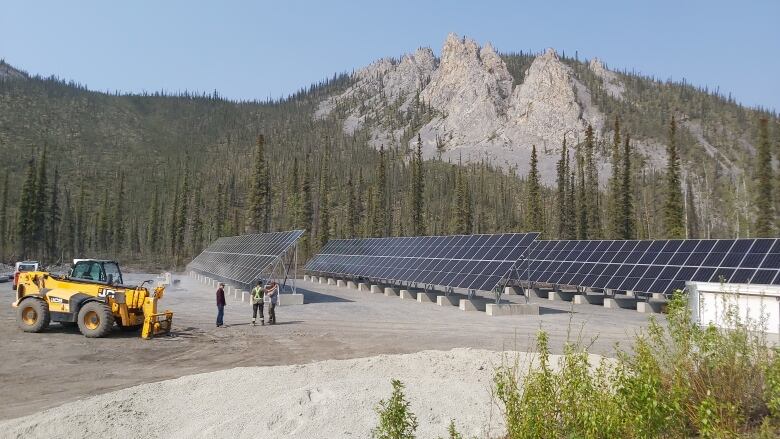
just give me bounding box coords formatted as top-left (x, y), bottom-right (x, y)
top-left (303, 275), bottom-right (311, 282)
top-left (486, 303), bottom-right (541, 316)
top-left (319, 277), bottom-right (327, 284)
top-left (399, 289), bottom-right (418, 300)
top-left (437, 295), bottom-right (459, 306)
top-left (459, 299), bottom-right (486, 312)
top-left (327, 278), bottom-right (337, 286)
top-left (347, 281), bottom-right (358, 289)
top-left (370, 285), bottom-right (383, 294)
top-left (549, 291), bottom-right (576, 302)
top-left (358, 282), bottom-right (370, 292)
top-left (417, 291), bottom-right (438, 303)
top-left (504, 286), bottom-right (522, 295)
top-left (384, 287), bottom-right (399, 297)
top-left (337, 279), bottom-right (347, 288)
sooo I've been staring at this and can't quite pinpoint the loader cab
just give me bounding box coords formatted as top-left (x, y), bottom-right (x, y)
top-left (70, 260), bottom-right (124, 286)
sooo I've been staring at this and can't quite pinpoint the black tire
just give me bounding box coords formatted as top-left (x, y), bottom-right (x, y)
top-left (17, 298), bottom-right (50, 333)
top-left (77, 302), bottom-right (115, 338)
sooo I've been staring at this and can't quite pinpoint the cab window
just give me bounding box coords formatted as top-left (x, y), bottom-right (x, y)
top-left (103, 263), bottom-right (122, 285)
top-left (71, 262), bottom-right (104, 282)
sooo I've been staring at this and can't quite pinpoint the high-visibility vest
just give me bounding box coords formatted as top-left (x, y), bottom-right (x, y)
top-left (252, 286), bottom-right (263, 300)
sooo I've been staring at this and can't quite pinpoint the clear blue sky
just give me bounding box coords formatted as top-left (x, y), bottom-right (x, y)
top-left (2, 0), bottom-right (778, 110)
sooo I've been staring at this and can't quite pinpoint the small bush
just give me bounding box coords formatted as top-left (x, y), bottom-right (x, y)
top-left (373, 379), bottom-right (418, 439)
top-left (494, 291), bottom-right (780, 438)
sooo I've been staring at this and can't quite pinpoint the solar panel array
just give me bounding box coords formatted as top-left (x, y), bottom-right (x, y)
top-left (305, 233), bottom-right (539, 291)
top-left (524, 238), bottom-right (780, 295)
top-left (188, 230), bottom-right (304, 287)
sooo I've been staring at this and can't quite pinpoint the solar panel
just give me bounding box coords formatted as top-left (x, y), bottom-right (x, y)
top-left (523, 238), bottom-right (780, 295)
top-left (305, 233), bottom-right (539, 292)
top-left (187, 230), bottom-right (304, 288)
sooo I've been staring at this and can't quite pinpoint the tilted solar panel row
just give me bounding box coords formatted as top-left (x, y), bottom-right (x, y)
top-left (523, 238), bottom-right (780, 294)
top-left (304, 233), bottom-right (538, 292)
top-left (188, 230), bottom-right (304, 287)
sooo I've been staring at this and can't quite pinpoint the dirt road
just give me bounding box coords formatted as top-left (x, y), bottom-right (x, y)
top-left (0, 273), bottom-right (656, 420)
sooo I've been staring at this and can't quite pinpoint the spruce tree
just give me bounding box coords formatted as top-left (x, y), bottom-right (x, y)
top-left (191, 182), bottom-right (203, 255)
top-left (584, 125), bottom-right (601, 238)
top-left (298, 158), bottom-right (314, 256)
top-left (556, 138), bottom-right (568, 238)
top-left (169, 180), bottom-right (180, 258)
top-left (566, 167), bottom-right (577, 239)
top-left (214, 183), bottom-right (224, 240)
top-left (345, 175), bottom-right (357, 238)
top-left (372, 145), bottom-right (387, 237)
top-left (754, 118), bottom-right (774, 237)
top-left (620, 134), bottom-right (635, 239)
top-left (410, 134), bottom-right (425, 236)
top-left (147, 189), bottom-right (160, 254)
top-left (176, 162), bottom-right (190, 261)
top-left (47, 166), bottom-right (61, 261)
top-left (663, 117), bottom-right (685, 238)
top-left (98, 189), bottom-right (110, 253)
top-left (526, 145), bottom-right (544, 233)
top-left (112, 172), bottom-right (125, 255)
top-left (75, 182), bottom-right (85, 255)
top-left (248, 134), bottom-right (269, 233)
top-left (317, 160), bottom-right (330, 249)
top-left (33, 147), bottom-right (48, 257)
top-left (287, 158), bottom-right (300, 231)
top-left (61, 191), bottom-right (74, 261)
top-left (0, 174), bottom-right (7, 261)
top-left (608, 117), bottom-right (622, 238)
top-left (18, 158), bottom-right (37, 259)
top-left (576, 145), bottom-right (588, 239)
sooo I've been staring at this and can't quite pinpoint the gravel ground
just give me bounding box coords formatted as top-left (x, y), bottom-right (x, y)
top-left (0, 348), bottom-right (600, 439)
top-left (0, 273), bottom-right (656, 428)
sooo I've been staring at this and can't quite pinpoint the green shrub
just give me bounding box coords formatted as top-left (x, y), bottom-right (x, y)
top-left (373, 379), bottom-right (418, 439)
top-left (494, 290), bottom-right (779, 438)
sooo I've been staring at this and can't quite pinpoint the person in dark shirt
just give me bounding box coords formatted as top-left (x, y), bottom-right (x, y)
top-left (216, 282), bottom-right (226, 327)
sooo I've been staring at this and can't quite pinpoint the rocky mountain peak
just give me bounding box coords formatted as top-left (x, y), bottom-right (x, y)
top-left (588, 57), bottom-right (625, 100)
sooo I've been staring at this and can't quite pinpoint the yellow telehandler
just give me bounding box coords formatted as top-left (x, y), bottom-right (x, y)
top-left (13, 259), bottom-right (173, 339)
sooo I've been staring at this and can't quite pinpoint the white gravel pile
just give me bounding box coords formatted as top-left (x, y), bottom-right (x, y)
top-left (0, 348), bottom-right (563, 438)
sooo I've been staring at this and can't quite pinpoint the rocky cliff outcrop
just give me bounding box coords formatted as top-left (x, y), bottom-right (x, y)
top-left (316, 34), bottom-right (621, 182)
top-left (0, 61), bottom-right (25, 80)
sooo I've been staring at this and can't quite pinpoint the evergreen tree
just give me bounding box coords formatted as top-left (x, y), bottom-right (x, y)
top-left (17, 158), bottom-right (37, 259)
top-left (46, 166), bottom-right (61, 261)
top-left (620, 134), bottom-right (636, 239)
top-left (191, 182), bottom-right (203, 255)
top-left (372, 145), bottom-right (387, 237)
top-left (214, 183), bottom-right (224, 240)
top-left (176, 162), bottom-right (190, 261)
top-left (112, 172), bottom-right (125, 255)
top-left (576, 145), bottom-right (588, 239)
top-left (98, 189), bottom-right (110, 253)
top-left (754, 118), bottom-right (774, 237)
top-left (147, 189), bottom-right (160, 254)
top-left (584, 125), bottom-right (601, 238)
top-left (607, 117), bottom-right (622, 238)
top-left (526, 145), bottom-right (544, 233)
top-left (33, 147), bottom-right (48, 257)
top-left (317, 159), bottom-right (330, 249)
top-left (169, 180), bottom-right (180, 258)
top-left (287, 158), bottom-right (300, 231)
top-left (453, 164), bottom-right (473, 234)
top-left (75, 182), bottom-right (85, 256)
top-left (410, 134), bottom-right (426, 236)
top-left (0, 174), bottom-right (8, 261)
top-left (345, 175), bottom-right (357, 238)
top-left (61, 191), bottom-right (74, 261)
top-left (130, 218), bottom-right (141, 255)
top-left (556, 138), bottom-right (568, 238)
top-left (566, 167), bottom-right (577, 239)
top-left (663, 117), bottom-right (686, 238)
top-left (248, 134), bottom-right (269, 233)
top-left (297, 158), bottom-right (314, 256)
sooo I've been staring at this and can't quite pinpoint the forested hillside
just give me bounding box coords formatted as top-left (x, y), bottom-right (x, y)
top-left (0, 52), bottom-right (777, 270)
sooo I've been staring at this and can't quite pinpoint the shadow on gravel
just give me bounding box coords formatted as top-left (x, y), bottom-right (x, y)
top-left (539, 307), bottom-right (573, 315)
top-left (298, 290), bottom-right (354, 304)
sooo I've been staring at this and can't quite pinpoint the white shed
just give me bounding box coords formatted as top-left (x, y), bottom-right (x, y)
top-left (687, 282), bottom-right (780, 334)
